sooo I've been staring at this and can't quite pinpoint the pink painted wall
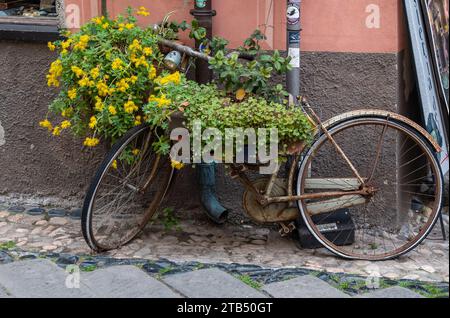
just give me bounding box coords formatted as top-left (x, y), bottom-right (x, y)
top-left (65, 0), bottom-right (406, 53)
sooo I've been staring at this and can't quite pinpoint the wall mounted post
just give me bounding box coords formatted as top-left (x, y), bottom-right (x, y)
top-left (286, 0), bottom-right (301, 105)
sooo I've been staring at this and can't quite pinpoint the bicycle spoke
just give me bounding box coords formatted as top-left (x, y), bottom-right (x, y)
top-left (85, 127), bottom-right (173, 251)
top-left (297, 118), bottom-right (441, 260)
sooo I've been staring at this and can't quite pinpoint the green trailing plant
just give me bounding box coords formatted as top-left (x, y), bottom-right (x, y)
top-left (163, 77), bottom-right (313, 154)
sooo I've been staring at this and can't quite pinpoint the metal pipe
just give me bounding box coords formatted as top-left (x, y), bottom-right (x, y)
top-left (101, 0), bottom-right (107, 16)
top-left (158, 38), bottom-right (254, 62)
top-left (189, 0), bottom-right (228, 224)
top-left (190, 0), bottom-right (216, 83)
top-left (158, 38), bottom-right (211, 61)
top-left (286, 0), bottom-right (302, 105)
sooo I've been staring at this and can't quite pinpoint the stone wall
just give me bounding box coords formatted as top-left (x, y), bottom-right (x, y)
top-left (0, 41), bottom-right (401, 221)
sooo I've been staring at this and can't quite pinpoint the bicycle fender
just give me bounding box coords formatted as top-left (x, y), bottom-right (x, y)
top-left (321, 109), bottom-right (442, 153)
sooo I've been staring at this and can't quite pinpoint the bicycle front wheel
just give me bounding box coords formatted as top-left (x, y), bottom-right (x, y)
top-left (82, 124), bottom-right (174, 252)
top-left (296, 114), bottom-right (443, 260)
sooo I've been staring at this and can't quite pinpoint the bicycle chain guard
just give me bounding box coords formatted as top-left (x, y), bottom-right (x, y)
top-left (242, 178), bottom-right (299, 224)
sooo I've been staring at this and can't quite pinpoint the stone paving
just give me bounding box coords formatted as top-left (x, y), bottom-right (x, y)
top-left (0, 259), bottom-right (433, 298)
top-left (0, 205), bottom-right (448, 285)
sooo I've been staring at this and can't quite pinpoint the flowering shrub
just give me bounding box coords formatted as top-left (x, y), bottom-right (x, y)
top-left (41, 7), bottom-right (179, 150)
top-left (41, 7), bottom-right (313, 165)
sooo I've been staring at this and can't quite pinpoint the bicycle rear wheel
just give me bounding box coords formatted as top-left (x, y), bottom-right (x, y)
top-left (296, 114), bottom-right (443, 260)
top-left (82, 124), bottom-right (174, 252)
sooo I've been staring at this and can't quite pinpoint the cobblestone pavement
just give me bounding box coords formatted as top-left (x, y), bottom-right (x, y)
top-left (0, 204), bottom-right (448, 286)
top-left (2, 258), bottom-right (440, 298)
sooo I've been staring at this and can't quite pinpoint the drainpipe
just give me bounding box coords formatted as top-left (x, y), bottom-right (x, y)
top-left (190, 0), bottom-right (216, 83)
top-left (190, 0), bottom-right (228, 224)
top-left (101, 0), bottom-right (107, 16)
top-left (286, 0), bottom-right (301, 105)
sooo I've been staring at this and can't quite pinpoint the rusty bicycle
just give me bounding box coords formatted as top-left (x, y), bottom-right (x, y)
top-left (81, 38), bottom-right (444, 261)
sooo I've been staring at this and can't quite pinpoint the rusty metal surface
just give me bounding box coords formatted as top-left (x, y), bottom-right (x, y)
top-left (321, 109), bottom-right (442, 152)
top-left (242, 178), bottom-right (298, 223)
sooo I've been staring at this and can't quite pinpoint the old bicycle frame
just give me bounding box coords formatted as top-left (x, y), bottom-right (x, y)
top-left (81, 1), bottom-right (445, 261)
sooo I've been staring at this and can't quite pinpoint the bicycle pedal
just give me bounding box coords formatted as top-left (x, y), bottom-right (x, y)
top-left (278, 222), bottom-right (295, 237)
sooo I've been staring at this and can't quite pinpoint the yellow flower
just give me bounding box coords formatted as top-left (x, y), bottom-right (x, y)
top-left (47, 59), bottom-right (63, 87)
top-left (117, 79), bottom-right (129, 92)
top-left (156, 71), bottom-right (181, 86)
top-left (108, 105), bottom-right (117, 115)
top-left (137, 6), bottom-right (150, 16)
top-left (148, 65), bottom-right (157, 79)
top-left (96, 82), bottom-right (109, 96)
top-left (148, 94), bottom-right (171, 107)
top-left (111, 58), bottom-right (124, 70)
top-left (71, 66), bottom-right (84, 78)
top-left (132, 148), bottom-right (140, 156)
top-left (111, 160), bottom-right (118, 169)
top-left (52, 126), bottom-right (61, 136)
top-left (125, 23), bottom-right (134, 30)
top-left (88, 116), bottom-right (97, 129)
top-left (61, 39), bottom-right (73, 56)
top-left (74, 35), bottom-right (90, 51)
top-left (78, 77), bottom-right (91, 87)
top-left (129, 75), bottom-right (138, 84)
top-left (61, 107), bottom-right (73, 118)
top-left (90, 67), bottom-right (100, 79)
top-left (83, 137), bottom-right (100, 147)
top-left (129, 39), bottom-right (142, 52)
top-left (47, 42), bottom-right (56, 51)
top-left (101, 22), bottom-right (109, 29)
top-left (39, 119), bottom-right (53, 131)
top-left (61, 120), bottom-right (71, 129)
top-left (143, 47), bottom-right (153, 56)
top-left (134, 56), bottom-right (149, 68)
top-left (92, 16), bottom-right (104, 25)
top-left (137, 10), bottom-right (150, 17)
top-left (46, 74), bottom-right (59, 87)
top-left (61, 39), bottom-right (72, 50)
top-left (134, 115), bottom-right (142, 126)
top-left (171, 160), bottom-right (185, 170)
top-left (94, 96), bottom-right (104, 111)
top-left (68, 88), bottom-right (77, 100)
top-left (124, 100), bottom-right (138, 113)
top-left (118, 23), bottom-right (125, 32)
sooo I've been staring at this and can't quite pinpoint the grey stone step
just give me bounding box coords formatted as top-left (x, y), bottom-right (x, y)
top-left (262, 275), bottom-right (350, 298)
top-left (163, 268), bottom-right (267, 298)
top-left (356, 286), bottom-right (424, 298)
top-left (82, 265), bottom-right (182, 298)
top-left (0, 259), bottom-right (93, 298)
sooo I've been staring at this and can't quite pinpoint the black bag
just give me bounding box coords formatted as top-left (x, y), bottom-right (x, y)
top-left (295, 208), bottom-right (355, 249)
